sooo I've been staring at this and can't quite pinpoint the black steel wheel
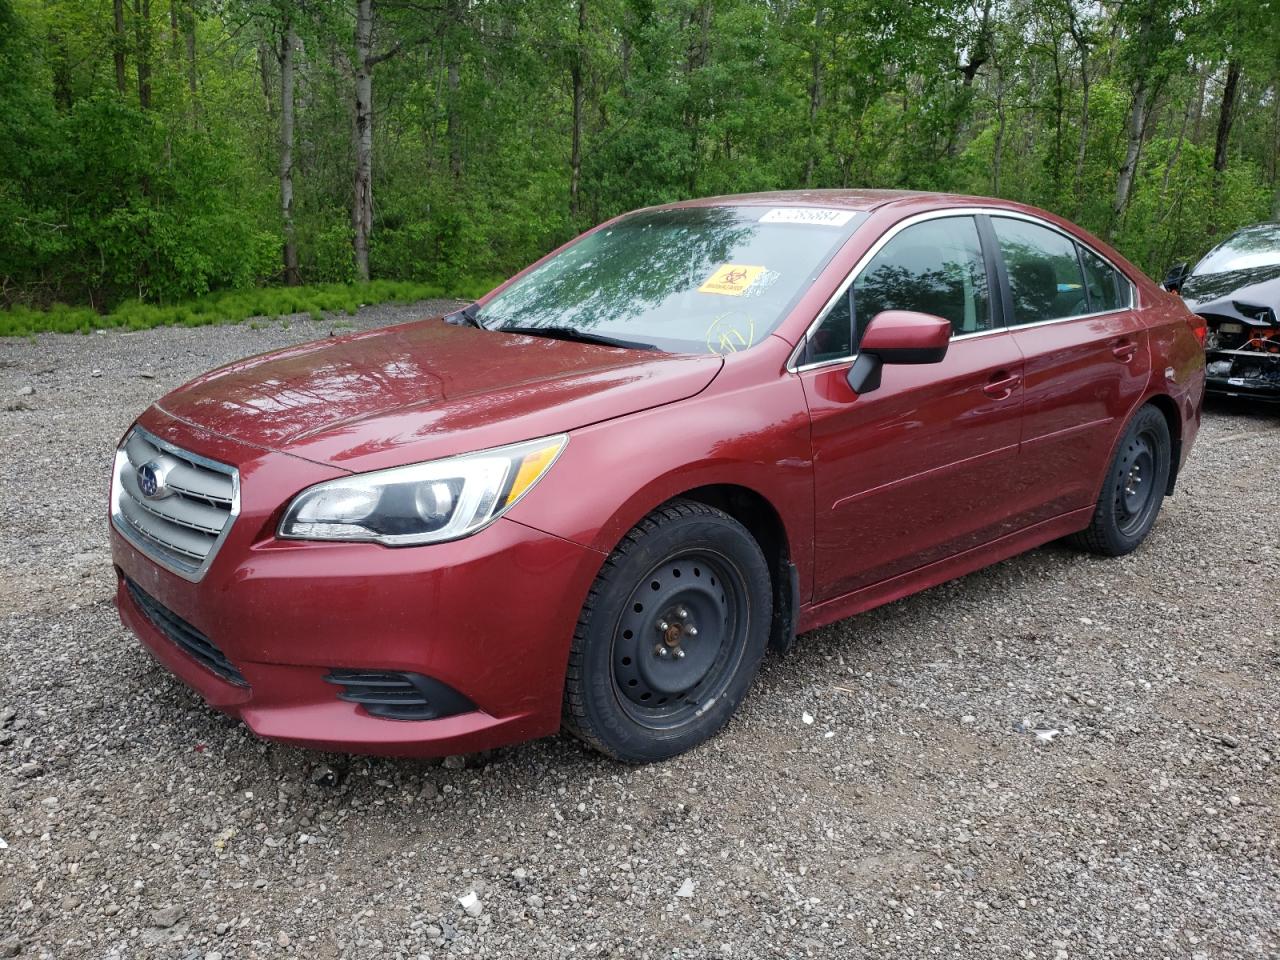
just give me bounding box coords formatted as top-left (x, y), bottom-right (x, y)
top-left (1113, 429), bottom-right (1159, 537)
top-left (563, 499), bottom-right (772, 762)
top-left (612, 551), bottom-right (748, 729)
top-left (1068, 404), bottom-right (1172, 556)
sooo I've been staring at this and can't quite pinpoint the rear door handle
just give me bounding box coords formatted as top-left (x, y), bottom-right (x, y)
top-left (1112, 338), bottom-right (1138, 362)
top-left (983, 372), bottom-right (1021, 399)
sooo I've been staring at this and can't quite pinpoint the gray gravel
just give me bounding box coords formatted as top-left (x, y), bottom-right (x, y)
top-left (1, 302), bottom-right (1278, 959)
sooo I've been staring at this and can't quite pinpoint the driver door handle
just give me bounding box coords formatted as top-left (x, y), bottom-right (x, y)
top-left (983, 372), bottom-right (1021, 399)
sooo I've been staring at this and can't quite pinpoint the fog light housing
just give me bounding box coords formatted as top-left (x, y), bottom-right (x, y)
top-left (323, 670), bottom-right (476, 721)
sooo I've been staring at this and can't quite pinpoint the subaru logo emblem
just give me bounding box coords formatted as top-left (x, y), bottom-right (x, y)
top-left (137, 460), bottom-right (171, 499)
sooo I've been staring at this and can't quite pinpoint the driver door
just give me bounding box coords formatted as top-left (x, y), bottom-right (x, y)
top-left (798, 214), bottom-right (1026, 601)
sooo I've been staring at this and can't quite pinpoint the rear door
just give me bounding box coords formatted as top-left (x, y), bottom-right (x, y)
top-left (988, 215), bottom-right (1150, 524)
top-left (798, 214), bottom-right (1026, 601)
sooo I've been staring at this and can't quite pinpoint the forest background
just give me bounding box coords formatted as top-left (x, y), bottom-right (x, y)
top-left (2, 0), bottom-right (1276, 329)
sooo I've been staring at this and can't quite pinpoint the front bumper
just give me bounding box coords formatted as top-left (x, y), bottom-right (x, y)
top-left (110, 412), bottom-right (604, 757)
top-left (1205, 349), bottom-right (1280, 402)
top-left (1205, 376), bottom-right (1280, 402)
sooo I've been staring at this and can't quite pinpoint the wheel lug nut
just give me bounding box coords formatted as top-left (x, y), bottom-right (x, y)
top-left (674, 648), bottom-right (686, 659)
top-left (657, 620), bottom-right (669, 633)
top-left (676, 607), bottom-right (689, 619)
top-left (654, 644), bottom-right (669, 658)
top-left (686, 626), bottom-right (698, 637)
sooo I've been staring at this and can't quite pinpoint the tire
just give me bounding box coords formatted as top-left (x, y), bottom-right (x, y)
top-left (562, 498), bottom-right (772, 762)
top-left (1068, 404), bottom-right (1172, 556)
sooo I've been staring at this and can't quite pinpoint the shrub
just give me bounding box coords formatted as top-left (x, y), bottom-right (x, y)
top-left (0, 281), bottom-right (487, 337)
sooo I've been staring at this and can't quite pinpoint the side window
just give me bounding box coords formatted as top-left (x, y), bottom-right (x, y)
top-left (1117, 274), bottom-right (1134, 308)
top-left (1078, 245), bottom-right (1125, 313)
top-left (992, 217), bottom-right (1089, 325)
top-left (805, 290), bottom-right (853, 365)
top-left (852, 216), bottom-right (992, 341)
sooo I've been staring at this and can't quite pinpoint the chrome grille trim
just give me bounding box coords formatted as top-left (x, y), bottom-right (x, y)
top-left (110, 426), bottom-right (240, 582)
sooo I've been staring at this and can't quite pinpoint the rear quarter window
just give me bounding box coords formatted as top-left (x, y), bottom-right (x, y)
top-left (1078, 246), bottom-right (1125, 313)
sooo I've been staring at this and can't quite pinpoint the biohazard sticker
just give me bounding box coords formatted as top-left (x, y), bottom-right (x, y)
top-left (698, 264), bottom-right (765, 297)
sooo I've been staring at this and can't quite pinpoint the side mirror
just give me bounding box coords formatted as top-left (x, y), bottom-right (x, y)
top-left (846, 310), bottom-right (951, 395)
top-left (1162, 262), bottom-right (1190, 293)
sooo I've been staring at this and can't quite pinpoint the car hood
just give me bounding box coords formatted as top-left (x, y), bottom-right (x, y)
top-left (1182, 263), bottom-right (1280, 320)
top-left (155, 317), bottom-right (723, 473)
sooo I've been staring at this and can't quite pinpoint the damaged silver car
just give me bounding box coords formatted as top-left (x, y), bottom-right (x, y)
top-left (1165, 222), bottom-right (1280, 402)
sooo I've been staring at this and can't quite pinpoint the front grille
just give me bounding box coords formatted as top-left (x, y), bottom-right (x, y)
top-left (111, 426), bottom-right (239, 581)
top-left (124, 577), bottom-right (248, 686)
top-left (324, 670), bottom-right (475, 721)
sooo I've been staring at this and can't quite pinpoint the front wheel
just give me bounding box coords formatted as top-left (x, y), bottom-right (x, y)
top-left (562, 499), bottom-right (771, 762)
top-left (1068, 404), bottom-right (1172, 556)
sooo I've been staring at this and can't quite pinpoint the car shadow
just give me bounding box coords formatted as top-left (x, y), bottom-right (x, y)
top-left (1204, 394), bottom-right (1280, 421)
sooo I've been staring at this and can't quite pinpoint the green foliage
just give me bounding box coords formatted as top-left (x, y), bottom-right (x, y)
top-left (1118, 143), bottom-right (1273, 272)
top-left (1, 0), bottom-right (1278, 311)
top-left (0, 281), bottom-right (495, 337)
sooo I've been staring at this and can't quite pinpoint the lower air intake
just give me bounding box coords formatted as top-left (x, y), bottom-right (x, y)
top-left (323, 670), bottom-right (475, 721)
top-left (125, 577), bottom-right (248, 687)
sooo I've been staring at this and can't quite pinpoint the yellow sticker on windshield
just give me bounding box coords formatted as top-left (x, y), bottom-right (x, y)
top-left (698, 264), bottom-right (765, 297)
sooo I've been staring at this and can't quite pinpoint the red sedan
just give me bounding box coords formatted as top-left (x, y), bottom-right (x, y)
top-left (109, 190), bottom-right (1205, 762)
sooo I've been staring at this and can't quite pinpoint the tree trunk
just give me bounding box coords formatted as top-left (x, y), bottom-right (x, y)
top-left (441, 0), bottom-right (464, 178)
top-left (50, 33), bottom-right (75, 110)
top-left (257, 40), bottom-right (278, 123)
top-left (113, 0), bottom-right (128, 94)
top-left (280, 21), bottom-right (300, 286)
top-left (684, 2), bottom-right (712, 195)
top-left (183, 0), bottom-right (197, 98)
top-left (1049, 39), bottom-right (1064, 194)
top-left (134, 0), bottom-right (152, 109)
top-left (1213, 59), bottom-right (1240, 174)
top-left (992, 62), bottom-right (1006, 195)
top-left (352, 0), bottom-right (374, 282)
top-left (948, 0), bottom-right (990, 160)
top-left (1161, 79), bottom-right (1194, 198)
top-left (1190, 63), bottom-right (1208, 141)
top-left (1111, 80), bottom-right (1148, 232)
top-left (1069, 25), bottom-right (1090, 196)
top-left (804, 5), bottom-right (824, 186)
top-left (569, 0), bottom-right (586, 223)
top-left (446, 59), bottom-right (462, 179)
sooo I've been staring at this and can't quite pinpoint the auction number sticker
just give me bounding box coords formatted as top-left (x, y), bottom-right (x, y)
top-left (759, 207), bottom-right (856, 227)
top-left (698, 264), bottom-right (765, 297)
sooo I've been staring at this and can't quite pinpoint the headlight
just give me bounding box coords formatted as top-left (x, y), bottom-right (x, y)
top-left (279, 434), bottom-right (567, 546)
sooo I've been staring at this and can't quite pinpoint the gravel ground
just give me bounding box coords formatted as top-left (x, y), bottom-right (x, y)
top-left (1, 301), bottom-right (1278, 960)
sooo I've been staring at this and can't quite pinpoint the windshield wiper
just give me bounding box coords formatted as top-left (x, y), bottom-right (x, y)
top-left (445, 302), bottom-right (485, 329)
top-left (499, 325), bottom-right (658, 351)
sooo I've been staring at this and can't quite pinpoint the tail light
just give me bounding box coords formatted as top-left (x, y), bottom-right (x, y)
top-left (1187, 312), bottom-right (1207, 347)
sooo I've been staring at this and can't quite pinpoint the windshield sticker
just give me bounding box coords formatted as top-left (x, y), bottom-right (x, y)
top-left (705, 314), bottom-right (756, 355)
top-left (698, 264), bottom-right (766, 297)
top-left (738, 268), bottom-right (781, 298)
top-left (759, 207), bottom-right (855, 227)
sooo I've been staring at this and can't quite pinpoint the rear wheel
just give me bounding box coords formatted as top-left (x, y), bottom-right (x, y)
top-left (562, 499), bottom-right (771, 762)
top-left (1068, 404), bottom-right (1172, 556)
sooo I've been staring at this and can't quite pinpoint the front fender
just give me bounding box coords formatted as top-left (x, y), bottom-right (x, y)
top-left (505, 371), bottom-right (816, 600)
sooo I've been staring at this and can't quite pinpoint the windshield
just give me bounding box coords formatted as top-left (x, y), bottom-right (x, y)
top-left (1192, 223), bottom-right (1280, 275)
top-left (476, 205), bottom-right (864, 354)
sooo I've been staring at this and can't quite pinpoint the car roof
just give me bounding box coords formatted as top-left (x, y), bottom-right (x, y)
top-left (658, 188), bottom-right (1000, 212)
top-left (1221, 222), bottom-right (1280, 242)
top-left (619, 188), bottom-right (1146, 288)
